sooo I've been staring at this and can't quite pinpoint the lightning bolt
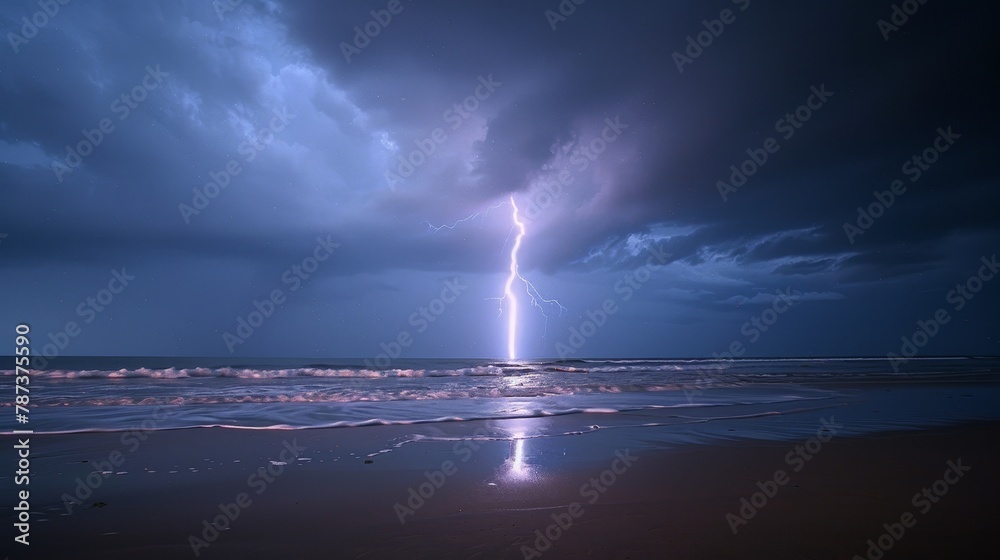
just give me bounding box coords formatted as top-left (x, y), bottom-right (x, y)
top-left (497, 196), bottom-right (565, 360)
top-left (421, 201), bottom-right (507, 232)
top-left (423, 196), bottom-right (564, 361)
top-left (503, 196), bottom-right (524, 361)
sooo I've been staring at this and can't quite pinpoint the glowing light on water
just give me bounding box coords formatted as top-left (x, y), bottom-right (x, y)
top-left (511, 437), bottom-right (526, 475)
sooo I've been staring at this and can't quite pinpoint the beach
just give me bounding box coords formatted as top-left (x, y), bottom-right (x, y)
top-left (6, 1), bottom-right (997, 557)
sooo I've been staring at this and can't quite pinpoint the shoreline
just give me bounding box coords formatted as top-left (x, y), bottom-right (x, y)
top-left (3, 417), bottom-right (997, 558)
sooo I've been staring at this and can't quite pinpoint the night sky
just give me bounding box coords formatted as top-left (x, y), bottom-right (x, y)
top-left (1, 0), bottom-right (998, 360)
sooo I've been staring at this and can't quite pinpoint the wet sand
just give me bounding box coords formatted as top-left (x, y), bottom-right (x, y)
top-left (4, 419), bottom-right (998, 559)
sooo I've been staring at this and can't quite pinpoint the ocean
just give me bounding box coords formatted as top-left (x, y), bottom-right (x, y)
top-left (4, 357), bottom-right (999, 447)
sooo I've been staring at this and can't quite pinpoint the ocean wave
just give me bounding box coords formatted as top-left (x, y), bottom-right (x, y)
top-left (4, 355), bottom-right (990, 380)
top-left (0, 363), bottom-right (702, 379)
top-left (1, 358), bottom-right (991, 384)
top-left (0, 403), bottom-right (714, 436)
top-left (0, 366), bottom-right (514, 379)
top-left (0, 382), bottom-right (717, 407)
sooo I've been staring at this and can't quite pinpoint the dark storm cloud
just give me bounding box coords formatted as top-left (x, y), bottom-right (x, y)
top-left (1, 0), bottom-right (997, 357)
